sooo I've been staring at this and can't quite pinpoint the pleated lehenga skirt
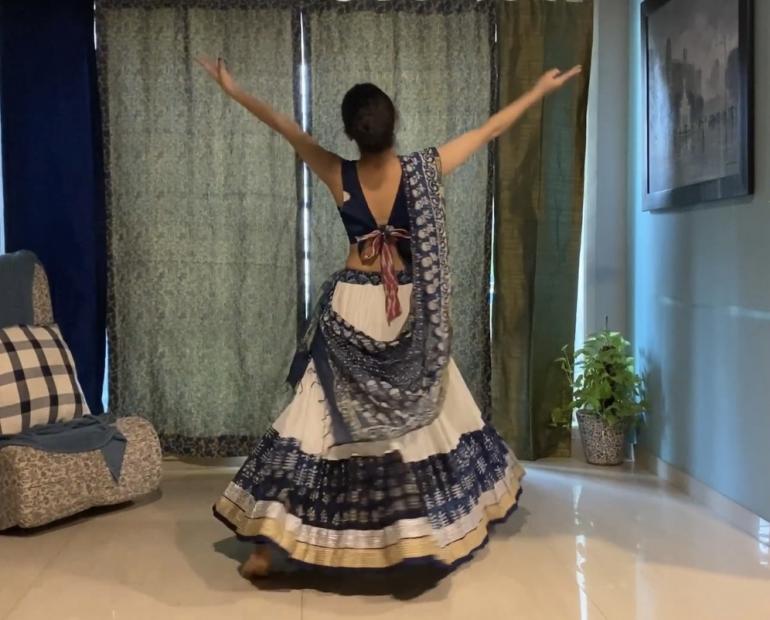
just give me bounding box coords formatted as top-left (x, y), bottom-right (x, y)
top-left (213, 276), bottom-right (525, 570)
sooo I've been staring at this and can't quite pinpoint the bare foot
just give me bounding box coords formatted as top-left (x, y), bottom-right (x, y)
top-left (240, 546), bottom-right (271, 580)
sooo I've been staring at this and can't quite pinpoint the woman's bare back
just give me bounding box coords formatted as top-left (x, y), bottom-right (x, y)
top-left (341, 154), bottom-right (408, 273)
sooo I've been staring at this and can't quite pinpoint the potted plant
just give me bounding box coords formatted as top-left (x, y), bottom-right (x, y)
top-left (551, 329), bottom-right (647, 466)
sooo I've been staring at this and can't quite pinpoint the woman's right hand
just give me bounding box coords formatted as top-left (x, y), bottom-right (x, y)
top-left (195, 56), bottom-right (237, 95)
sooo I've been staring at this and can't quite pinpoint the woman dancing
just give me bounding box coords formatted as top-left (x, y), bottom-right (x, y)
top-left (197, 56), bottom-right (580, 578)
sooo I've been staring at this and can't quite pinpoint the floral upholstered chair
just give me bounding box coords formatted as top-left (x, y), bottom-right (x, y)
top-left (0, 251), bottom-right (162, 530)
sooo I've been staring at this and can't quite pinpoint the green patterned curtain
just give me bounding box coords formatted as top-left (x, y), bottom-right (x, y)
top-left (492, 0), bottom-right (593, 460)
top-left (306, 0), bottom-right (495, 409)
top-left (96, 1), bottom-right (298, 456)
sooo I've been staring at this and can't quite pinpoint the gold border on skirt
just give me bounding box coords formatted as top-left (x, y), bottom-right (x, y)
top-left (214, 464), bottom-right (525, 569)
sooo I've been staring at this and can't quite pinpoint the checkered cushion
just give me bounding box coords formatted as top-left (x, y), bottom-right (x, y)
top-left (0, 324), bottom-right (90, 435)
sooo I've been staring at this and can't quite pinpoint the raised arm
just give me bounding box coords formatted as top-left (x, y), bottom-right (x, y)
top-left (196, 57), bottom-right (343, 203)
top-left (438, 66), bottom-right (582, 176)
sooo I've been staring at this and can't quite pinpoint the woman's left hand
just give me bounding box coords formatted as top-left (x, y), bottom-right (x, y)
top-left (532, 65), bottom-right (582, 98)
top-left (195, 56), bottom-right (238, 95)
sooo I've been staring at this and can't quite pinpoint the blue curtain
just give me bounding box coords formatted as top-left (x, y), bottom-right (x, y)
top-left (1, 0), bottom-right (106, 413)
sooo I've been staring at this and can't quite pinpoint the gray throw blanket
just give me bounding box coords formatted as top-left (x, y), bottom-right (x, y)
top-left (0, 250), bottom-right (37, 328)
top-left (0, 416), bottom-right (127, 482)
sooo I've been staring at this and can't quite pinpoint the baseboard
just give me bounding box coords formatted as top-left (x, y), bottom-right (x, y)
top-left (163, 455), bottom-right (245, 471)
top-left (636, 448), bottom-right (770, 545)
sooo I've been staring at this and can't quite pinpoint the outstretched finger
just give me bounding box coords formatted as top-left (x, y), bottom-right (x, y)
top-left (195, 56), bottom-right (216, 76)
top-left (558, 65), bottom-right (583, 83)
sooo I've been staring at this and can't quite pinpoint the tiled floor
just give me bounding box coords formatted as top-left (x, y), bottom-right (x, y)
top-left (2, 458), bottom-right (769, 620)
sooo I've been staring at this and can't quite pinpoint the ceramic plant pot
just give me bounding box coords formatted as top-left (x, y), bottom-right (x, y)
top-left (576, 410), bottom-right (627, 466)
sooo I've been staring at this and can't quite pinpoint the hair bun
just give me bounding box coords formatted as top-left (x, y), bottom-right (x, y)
top-left (341, 83), bottom-right (396, 154)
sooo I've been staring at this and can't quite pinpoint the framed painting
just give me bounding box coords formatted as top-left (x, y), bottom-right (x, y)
top-left (641, 0), bottom-right (753, 211)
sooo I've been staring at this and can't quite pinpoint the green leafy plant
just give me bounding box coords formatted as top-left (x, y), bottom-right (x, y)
top-left (551, 329), bottom-right (647, 429)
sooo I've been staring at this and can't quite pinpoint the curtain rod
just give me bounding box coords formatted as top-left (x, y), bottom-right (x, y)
top-left (96, 0), bottom-right (585, 9)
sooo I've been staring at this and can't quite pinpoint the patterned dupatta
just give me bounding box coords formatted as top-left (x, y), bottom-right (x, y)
top-left (288, 147), bottom-right (451, 446)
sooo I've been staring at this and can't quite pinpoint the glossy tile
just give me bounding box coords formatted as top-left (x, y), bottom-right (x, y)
top-left (1, 459), bottom-right (769, 620)
top-left (0, 525), bottom-right (76, 619)
top-left (2, 465), bottom-right (301, 620)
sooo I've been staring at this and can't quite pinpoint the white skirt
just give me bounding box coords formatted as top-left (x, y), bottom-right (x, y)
top-left (214, 280), bottom-right (524, 570)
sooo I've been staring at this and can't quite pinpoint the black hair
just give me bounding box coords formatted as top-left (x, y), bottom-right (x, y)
top-left (341, 83), bottom-right (396, 154)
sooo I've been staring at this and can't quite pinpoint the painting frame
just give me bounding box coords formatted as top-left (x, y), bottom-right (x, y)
top-left (641, 0), bottom-right (754, 212)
